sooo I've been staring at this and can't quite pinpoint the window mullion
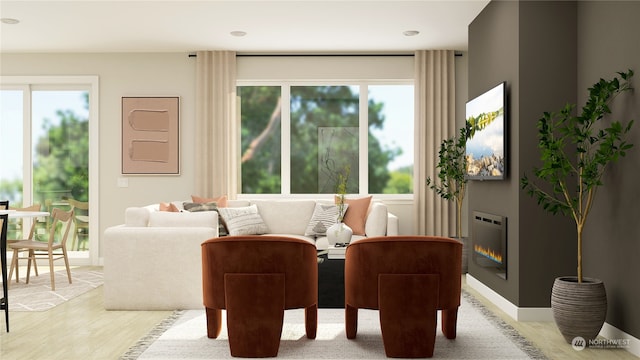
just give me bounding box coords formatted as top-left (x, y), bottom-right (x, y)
top-left (281, 85), bottom-right (291, 195)
top-left (359, 85), bottom-right (368, 195)
top-left (23, 85), bottom-right (33, 206)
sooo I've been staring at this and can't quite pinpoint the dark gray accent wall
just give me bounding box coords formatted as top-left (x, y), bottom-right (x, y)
top-left (469, 0), bottom-right (640, 339)
top-left (468, 0), bottom-right (577, 307)
top-left (577, 1), bottom-right (640, 339)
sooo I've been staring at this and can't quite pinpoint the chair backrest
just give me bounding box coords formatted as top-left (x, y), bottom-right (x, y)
top-left (47, 208), bottom-right (75, 247)
top-left (201, 235), bottom-right (318, 310)
top-left (11, 204), bottom-right (41, 240)
top-left (67, 198), bottom-right (89, 212)
top-left (1, 214), bottom-right (8, 254)
top-left (0, 201), bottom-right (8, 210)
top-left (0, 214), bottom-right (7, 240)
top-left (345, 235), bottom-right (462, 310)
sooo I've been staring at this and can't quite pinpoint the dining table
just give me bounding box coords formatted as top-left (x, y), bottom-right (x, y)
top-left (0, 209), bottom-right (50, 219)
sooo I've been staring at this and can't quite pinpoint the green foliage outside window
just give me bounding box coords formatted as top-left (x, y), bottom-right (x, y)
top-left (239, 85), bottom-right (404, 194)
top-left (34, 106), bottom-right (90, 204)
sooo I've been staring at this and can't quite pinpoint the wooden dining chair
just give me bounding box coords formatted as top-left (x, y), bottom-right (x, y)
top-left (7, 204), bottom-right (42, 280)
top-left (0, 200), bottom-right (8, 210)
top-left (8, 208), bottom-right (74, 291)
top-left (1, 212), bottom-right (10, 332)
top-left (67, 198), bottom-right (89, 251)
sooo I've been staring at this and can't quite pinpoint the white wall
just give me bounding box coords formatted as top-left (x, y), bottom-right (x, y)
top-left (0, 52), bottom-right (470, 260)
top-left (1, 53), bottom-right (196, 259)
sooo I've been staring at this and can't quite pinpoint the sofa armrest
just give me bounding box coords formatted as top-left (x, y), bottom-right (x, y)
top-left (386, 212), bottom-right (399, 236)
top-left (103, 225), bottom-right (218, 310)
top-left (365, 202), bottom-right (399, 237)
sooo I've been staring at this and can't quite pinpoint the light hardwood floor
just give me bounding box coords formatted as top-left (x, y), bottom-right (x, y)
top-left (1, 268), bottom-right (637, 359)
top-left (463, 279), bottom-right (639, 360)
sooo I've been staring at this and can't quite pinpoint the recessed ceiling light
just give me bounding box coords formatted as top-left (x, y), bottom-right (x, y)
top-left (1, 18), bottom-right (20, 25)
top-left (403, 30), bottom-right (420, 37)
top-left (230, 31), bottom-right (247, 37)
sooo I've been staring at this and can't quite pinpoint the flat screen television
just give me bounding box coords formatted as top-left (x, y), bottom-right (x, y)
top-left (465, 81), bottom-right (507, 180)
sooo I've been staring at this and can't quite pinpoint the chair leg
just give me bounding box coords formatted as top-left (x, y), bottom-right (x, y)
top-left (1, 248), bottom-right (8, 332)
top-left (205, 307), bottom-right (222, 339)
top-left (31, 250), bottom-right (38, 276)
top-left (345, 304), bottom-right (359, 339)
top-left (62, 248), bottom-right (72, 285)
top-left (378, 274), bottom-right (439, 358)
top-left (49, 251), bottom-right (55, 291)
top-left (224, 273), bottom-right (285, 358)
top-left (26, 251), bottom-right (33, 283)
top-left (305, 303), bottom-right (317, 339)
top-left (441, 308), bottom-right (459, 339)
top-left (8, 250), bottom-right (18, 286)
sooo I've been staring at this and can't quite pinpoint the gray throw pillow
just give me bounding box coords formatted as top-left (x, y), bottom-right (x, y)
top-left (183, 201), bottom-right (228, 236)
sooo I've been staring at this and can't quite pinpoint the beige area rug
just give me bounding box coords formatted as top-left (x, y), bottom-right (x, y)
top-left (3, 267), bottom-right (103, 311)
top-left (123, 291), bottom-right (548, 360)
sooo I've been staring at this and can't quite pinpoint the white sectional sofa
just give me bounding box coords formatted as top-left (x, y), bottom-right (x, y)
top-left (103, 198), bottom-right (398, 310)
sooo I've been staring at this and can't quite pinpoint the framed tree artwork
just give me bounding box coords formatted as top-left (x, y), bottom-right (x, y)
top-left (121, 96), bottom-right (180, 175)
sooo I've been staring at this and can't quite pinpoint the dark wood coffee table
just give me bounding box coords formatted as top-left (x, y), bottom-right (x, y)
top-left (317, 251), bottom-right (345, 308)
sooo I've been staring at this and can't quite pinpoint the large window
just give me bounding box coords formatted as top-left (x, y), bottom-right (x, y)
top-left (238, 83), bottom-right (413, 196)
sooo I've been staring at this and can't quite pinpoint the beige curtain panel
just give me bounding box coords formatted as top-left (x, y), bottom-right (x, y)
top-left (413, 50), bottom-right (456, 236)
top-left (195, 51), bottom-right (239, 199)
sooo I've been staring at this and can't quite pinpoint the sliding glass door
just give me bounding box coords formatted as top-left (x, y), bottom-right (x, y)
top-left (1, 77), bottom-right (98, 264)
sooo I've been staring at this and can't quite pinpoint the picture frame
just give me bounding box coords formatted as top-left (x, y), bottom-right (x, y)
top-left (121, 96), bottom-right (180, 175)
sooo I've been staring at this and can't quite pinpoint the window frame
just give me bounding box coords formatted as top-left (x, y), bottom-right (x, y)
top-left (237, 79), bottom-right (413, 200)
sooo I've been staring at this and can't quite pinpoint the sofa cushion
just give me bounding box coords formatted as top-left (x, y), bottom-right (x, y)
top-left (364, 202), bottom-right (388, 237)
top-left (125, 207), bottom-right (150, 227)
top-left (227, 199), bottom-right (251, 208)
top-left (184, 201), bottom-right (228, 236)
top-left (192, 194), bottom-right (228, 208)
top-left (252, 200), bottom-right (316, 235)
top-left (305, 203), bottom-right (348, 236)
top-left (218, 204), bottom-right (269, 236)
top-left (148, 211), bottom-right (218, 228)
top-left (340, 195), bottom-right (372, 235)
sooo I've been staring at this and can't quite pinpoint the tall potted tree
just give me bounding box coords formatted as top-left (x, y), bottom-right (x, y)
top-left (427, 126), bottom-right (469, 272)
top-left (521, 70), bottom-right (634, 343)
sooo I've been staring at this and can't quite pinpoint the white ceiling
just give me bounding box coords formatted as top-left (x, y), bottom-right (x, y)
top-left (0, 0), bottom-right (489, 54)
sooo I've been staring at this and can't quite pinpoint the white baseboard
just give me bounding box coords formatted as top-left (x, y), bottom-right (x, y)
top-left (467, 274), bottom-right (640, 357)
top-left (600, 323), bottom-right (640, 357)
top-left (466, 274), bottom-right (554, 322)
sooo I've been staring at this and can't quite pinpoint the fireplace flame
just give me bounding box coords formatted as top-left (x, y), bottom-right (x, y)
top-left (474, 244), bottom-right (503, 264)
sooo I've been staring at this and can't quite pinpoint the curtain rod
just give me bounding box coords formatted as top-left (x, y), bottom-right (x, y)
top-left (188, 52), bottom-right (463, 58)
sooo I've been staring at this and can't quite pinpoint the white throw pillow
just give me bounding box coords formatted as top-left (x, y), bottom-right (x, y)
top-left (305, 203), bottom-right (348, 236)
top-left (218, 204), bottom-right (269, 236)
top-left (251, 200), bottom-right (316, 235)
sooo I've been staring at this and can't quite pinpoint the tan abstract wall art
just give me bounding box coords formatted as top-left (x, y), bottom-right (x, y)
top-left (122, 97), bottom-right (180, 175)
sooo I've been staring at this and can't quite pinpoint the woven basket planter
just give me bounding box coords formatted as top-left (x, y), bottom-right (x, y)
top-left (551, 276), bottom-right (607, 344)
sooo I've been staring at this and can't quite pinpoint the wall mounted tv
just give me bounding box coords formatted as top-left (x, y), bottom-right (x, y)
top-left (465, 81), bottom-right (507, 180)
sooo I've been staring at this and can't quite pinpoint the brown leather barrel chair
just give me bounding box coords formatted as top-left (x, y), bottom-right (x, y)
top-left (201, 236), bottom-right (318, 357)
top-left (344, 236), bottom-right (462, 358)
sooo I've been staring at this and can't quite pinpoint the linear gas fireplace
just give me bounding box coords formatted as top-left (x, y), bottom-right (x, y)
top-left (472, 211), bottom-right (507, 279)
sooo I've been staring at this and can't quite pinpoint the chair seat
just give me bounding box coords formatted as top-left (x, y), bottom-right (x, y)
top-left (76, 215), bottom-right (89, 223)
top-left (9, 240), bottom-right (63, 251)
